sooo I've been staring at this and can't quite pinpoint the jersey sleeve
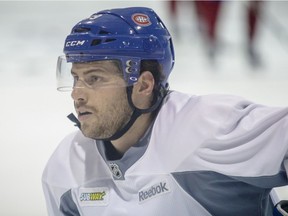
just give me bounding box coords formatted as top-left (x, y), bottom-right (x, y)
top-left (196, 95), bottom-right (288, 182)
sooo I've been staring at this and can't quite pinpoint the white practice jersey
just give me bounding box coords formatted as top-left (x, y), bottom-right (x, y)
top-left (42, 91), bottom-right (288, 216)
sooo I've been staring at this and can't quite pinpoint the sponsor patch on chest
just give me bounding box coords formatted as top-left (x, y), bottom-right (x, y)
top-left (138, 181), bottom-right (171, 203)
top-left (78, 187), bottom-right (109, 206)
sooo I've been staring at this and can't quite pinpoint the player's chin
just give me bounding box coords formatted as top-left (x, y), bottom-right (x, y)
top-left (81, 125), bottom-right (112, 140)
top-left (80, 124), bottom-right (95, 138)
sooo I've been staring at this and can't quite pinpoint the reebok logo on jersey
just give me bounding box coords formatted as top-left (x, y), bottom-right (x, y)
top-left (138, 181), bottom-right (170, 203)
top-left (79, 187), bottom-right (109, 206)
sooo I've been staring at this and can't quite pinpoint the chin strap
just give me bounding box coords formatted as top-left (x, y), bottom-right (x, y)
top-left (67, 85), bottom-right (167, 141)
top-left (67, 113), bottom-right (81, 128)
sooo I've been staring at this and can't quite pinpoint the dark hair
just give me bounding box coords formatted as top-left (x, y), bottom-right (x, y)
top-left (140, 60), bottom-right (165, 88)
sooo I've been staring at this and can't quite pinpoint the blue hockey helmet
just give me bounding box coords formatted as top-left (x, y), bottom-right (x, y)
top-left (57, 7), bottom-right (175, 91)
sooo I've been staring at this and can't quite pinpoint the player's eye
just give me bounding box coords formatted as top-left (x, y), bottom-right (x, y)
top-left (85, 75), bottom-right (103, 86)
top-left (72, 75), bottom-right (79, 86)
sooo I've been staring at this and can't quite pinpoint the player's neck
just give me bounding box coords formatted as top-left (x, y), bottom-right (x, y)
top-left (111, 112), bottom-right (153, 154)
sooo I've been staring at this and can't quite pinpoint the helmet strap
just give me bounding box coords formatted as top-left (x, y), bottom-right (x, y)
top-left (104, 85), bottom-right (165, 141)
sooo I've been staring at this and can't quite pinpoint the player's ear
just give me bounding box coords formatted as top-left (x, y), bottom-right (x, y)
top-left (134, 71), bottom-right (155, 96)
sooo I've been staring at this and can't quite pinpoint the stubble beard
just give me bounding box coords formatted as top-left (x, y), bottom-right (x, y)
top-left (80, 96), bottom-right (133, 140)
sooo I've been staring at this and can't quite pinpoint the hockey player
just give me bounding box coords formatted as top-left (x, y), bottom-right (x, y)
top-left (42, 7), bottom-right (288, 216)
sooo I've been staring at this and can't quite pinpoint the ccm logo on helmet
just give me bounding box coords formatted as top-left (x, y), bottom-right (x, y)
top-left (132, 13), bottom-right (151, 26)
top-left (66, 40), bottom-right (86, 47)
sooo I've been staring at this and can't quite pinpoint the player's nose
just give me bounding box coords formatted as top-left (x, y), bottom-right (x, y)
top-left (71, 85), bottom-right (88, 104)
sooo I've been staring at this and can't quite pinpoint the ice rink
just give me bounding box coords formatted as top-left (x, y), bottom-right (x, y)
top-left (1, 1), bottom-right (288, 215)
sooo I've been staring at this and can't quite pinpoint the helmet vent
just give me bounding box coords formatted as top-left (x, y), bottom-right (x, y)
top-left (74, 27), bottom-right (91, 33)
top-left (91, 39), bottom-right (102, 46)
top-left (104, 38), bottom-right (116, 43)
top-left (99, 30), bottom-right (111, 35)
top-left (91, 38), bottom-right (116, 46)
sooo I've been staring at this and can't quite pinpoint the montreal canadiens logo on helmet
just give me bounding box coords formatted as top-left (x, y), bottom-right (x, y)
top-left (132, 13), bottom-right (151, 26)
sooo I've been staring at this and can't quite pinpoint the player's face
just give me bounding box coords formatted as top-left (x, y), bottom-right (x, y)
top-left (71, 60), bottom-right (133, 139)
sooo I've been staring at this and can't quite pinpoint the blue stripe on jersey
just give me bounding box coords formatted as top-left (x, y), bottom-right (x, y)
top-left (172, 170), bottom-right (288, 216)
top-left (60, 189), bottom-right (80, 216)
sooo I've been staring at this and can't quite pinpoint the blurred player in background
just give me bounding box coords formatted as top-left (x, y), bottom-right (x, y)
top-left (168, 1), bottom-right (262, 66)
